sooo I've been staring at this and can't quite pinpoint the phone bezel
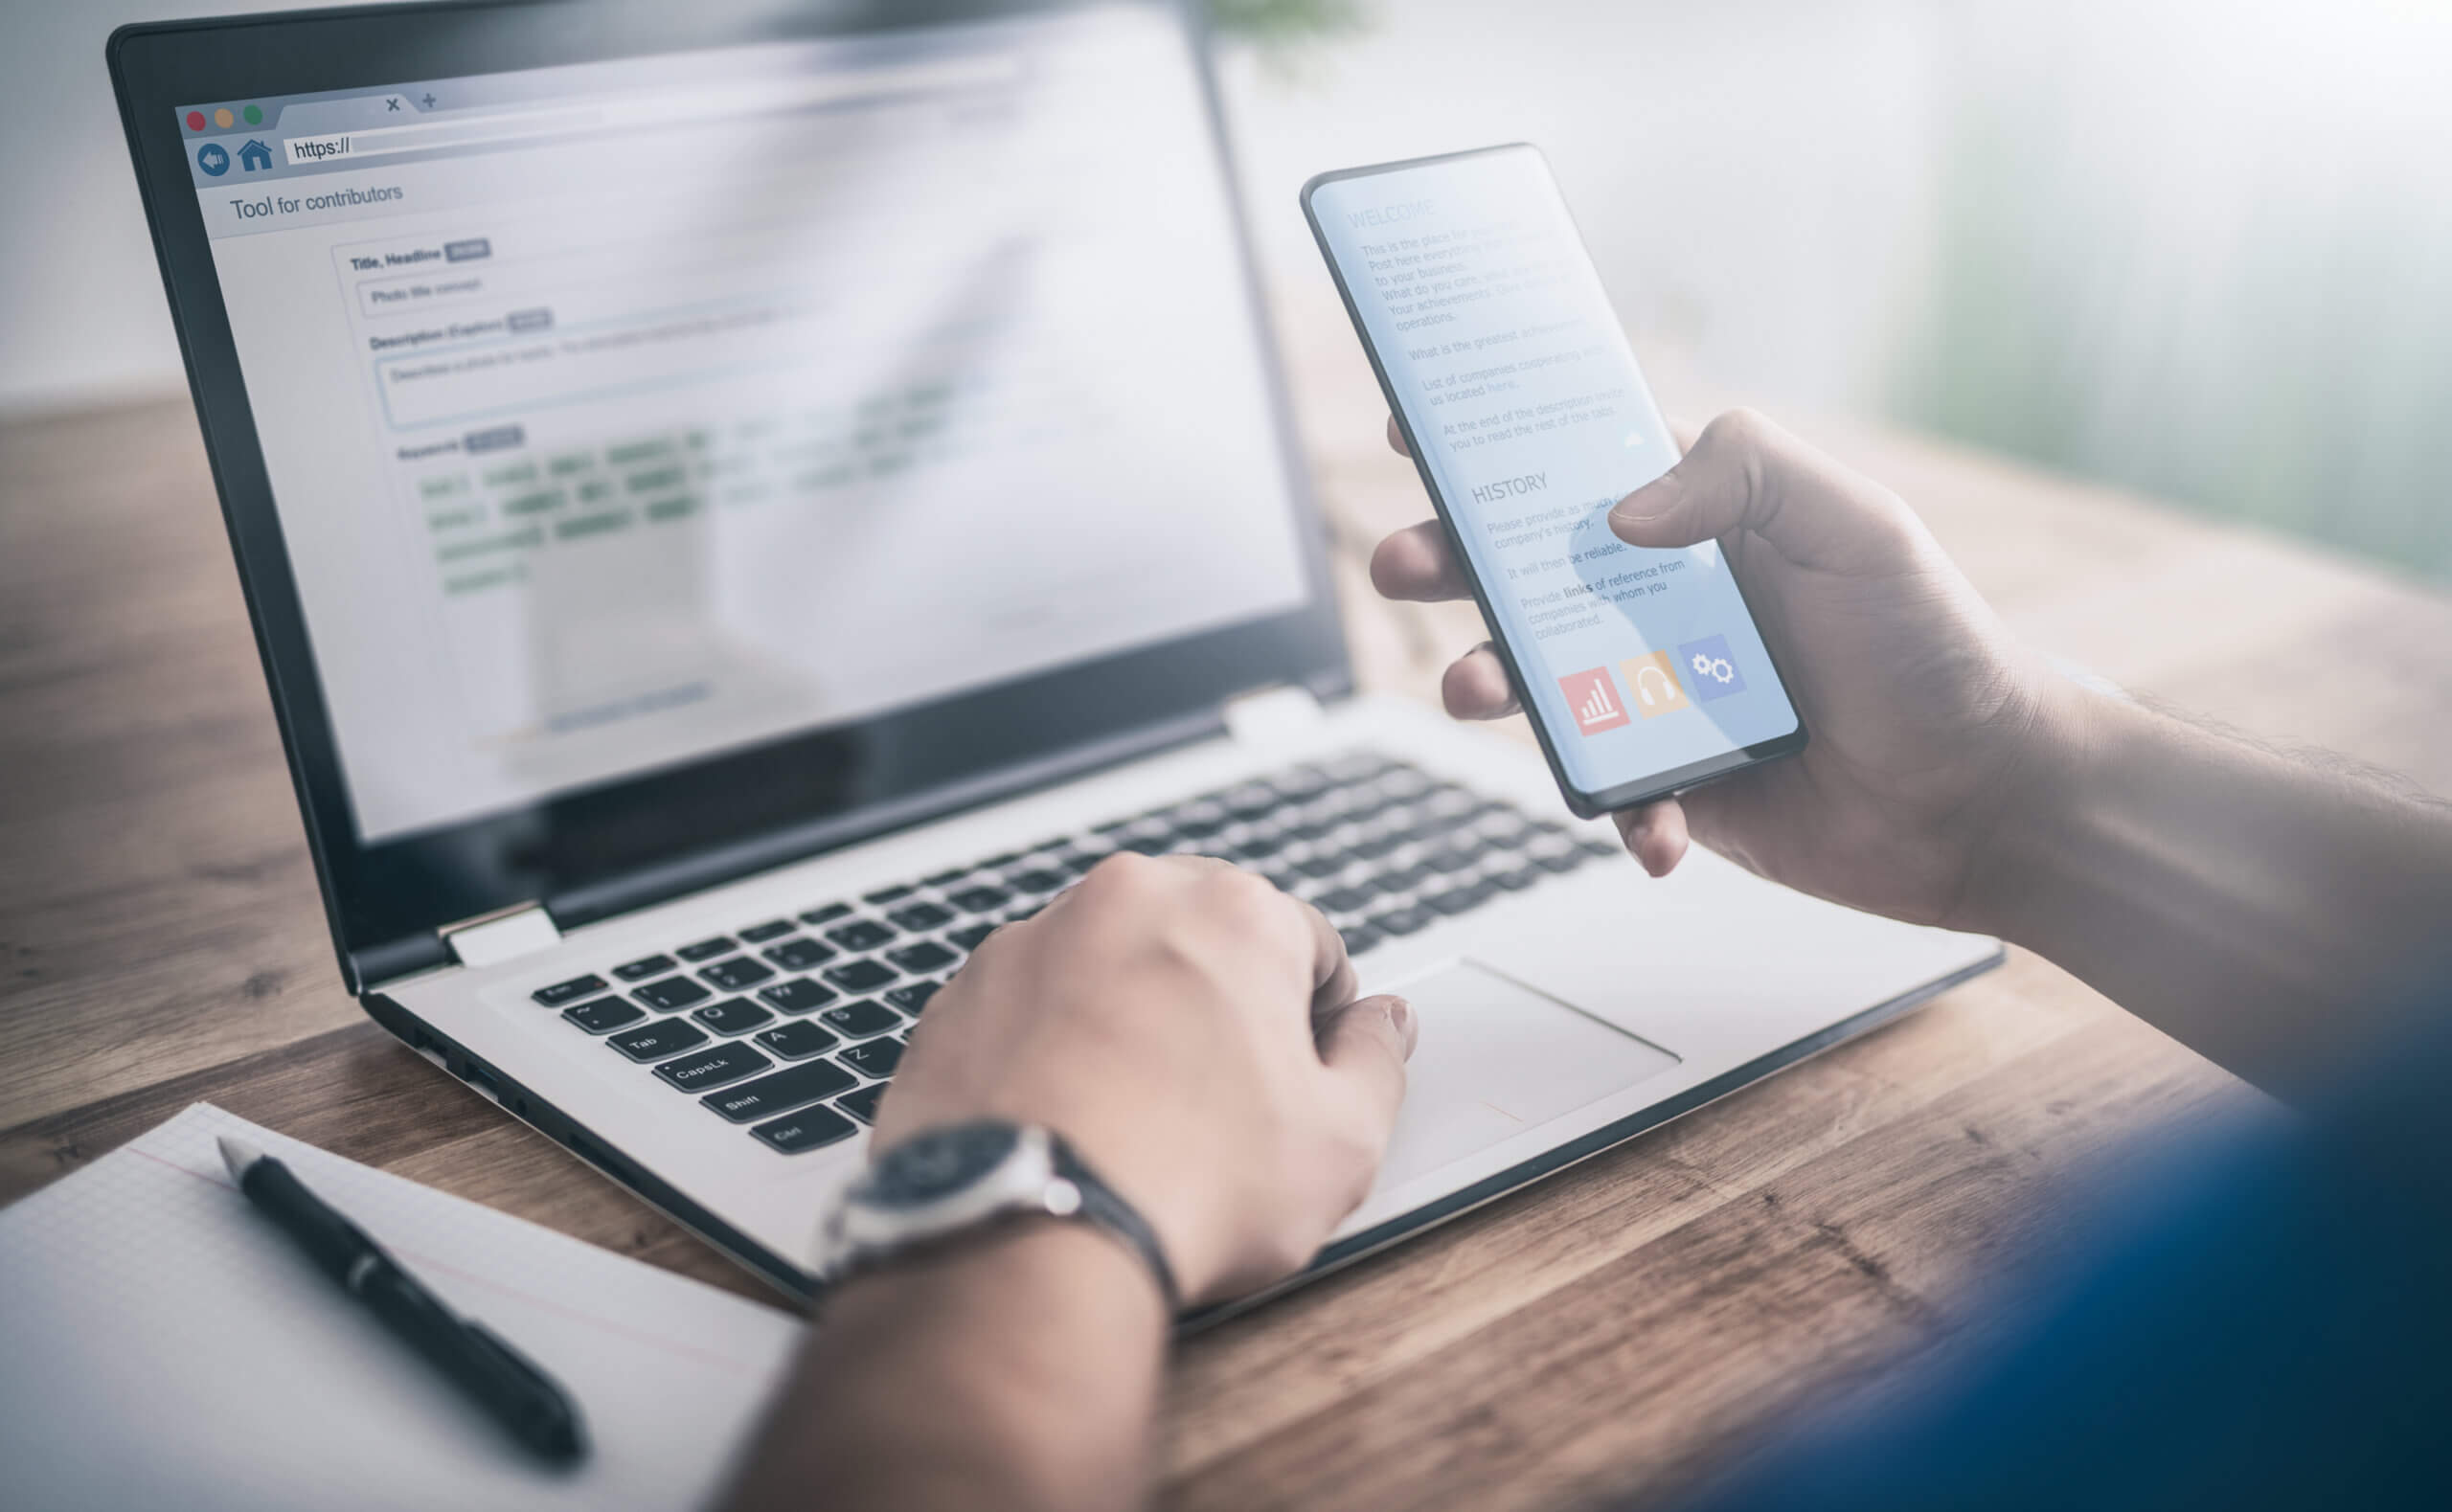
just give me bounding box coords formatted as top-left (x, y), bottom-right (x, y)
top-left (1300, 143), bottom-right (1808, 819)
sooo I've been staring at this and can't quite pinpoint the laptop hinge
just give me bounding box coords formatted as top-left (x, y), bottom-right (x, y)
top-left (438, 902), bottom-right (561, 968)
top-left (1222, 684), bottom-right (1327, 752)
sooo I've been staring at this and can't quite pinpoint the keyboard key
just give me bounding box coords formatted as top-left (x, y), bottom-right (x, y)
top-left (612, 954), bottom-right (675, 982)
top-left (533, 974), bottom-right (607, 1007)
top-left (738, 919), bottom-right (796, 943)
top-left (700, 956), bottom-right (775, 992)
top-left (947, 922), bottom-right (998, 951)
top-left (1293, 855), bottom-right (1346, 880)
top-left (1368, 906), bottom-right (1433, 937)
top-left (836, 1084), bottom-right (888, 1124)
top-left (1422, 845), bottom-right (1482, 874)
top-left (1489, 866), bottom-right (1541, 891)
top-left (1350, 832), bottom-right (1405, 862)
top-left (977, 851), bottom-right (1022, 869)
top-left (800, 901), bottom-right (854, 924)
top-left (562, 997), bottom-right (645, 1034)
top-left (1534, 849), bottom-right (1587, 874)
top-left (759, 978), bottom-right (838, 1014)
top-left (702, 1058), bottom-right (858, 1123)
top-left (886, 940), bottom-right (958, 974)
top-left (1270, 764), bottom-right (1333, 801)
top-left (765, 937), bottom-right (836, 971)
top-left (756, 1020), bottom-right (841, 1060)
top-left (825, 919), bottom-right (896, 952)
top-left (633, 976), bottom-right (713, 1012)
top-left (1580, 838), bottom-right (1623, 859)
top-left (861, 883), bottom-right (914, 904)
top-left (820, 999), bottom-right (900, 1039)
top-left (886, 901), bottom-right (956, 932)
top-left (824, 959), bottom-right (898, 992)
top-left (1339, 924), bottom-right (1382, 956)
top-left (1220, 783), bottom-right (1279, 820)
top-left (608, 1017), bottom-right (709, 1062)
top-left (692, 997), bottom-right (776, 1035)
top-left (1374, 862), bottom-right (1435, 894)
top-left (1006, 868), bottom-right (1067, 894)
top-left (884, 981), bottom-right (939, 1016)
top-left (840, 1037), bottom-right (903, 1078)
top-left (751, 1105), bottom-right (858, 1154)
top-left (653, 1043), bottom-right (772, 1092)
top-left (922, 868), bottom-right (971, 888)
top-left (948, 885), bottom-right (1010, 914)
top-left (1233, 834), bottom-right (1287, 862)
top-left (676, 937), bottom-right (736, 962)
top-left (1057, 851), bottom-right (1104, 876)
top-left (1316, 886), bottom-right (1376, 914)
top-left (1424, 881), bottom-right (1496, 916)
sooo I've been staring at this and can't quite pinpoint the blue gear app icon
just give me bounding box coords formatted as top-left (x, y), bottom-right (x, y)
top-left (196, 142), bottom-right (230, 176)
top-left (1676, 635), bottom-right (1746, 703)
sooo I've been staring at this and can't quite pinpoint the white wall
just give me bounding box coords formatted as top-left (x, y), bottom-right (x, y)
top-left (0, 0), bottom-right (1941, 417)
top-left (0, 0), bottom-right (426, 412)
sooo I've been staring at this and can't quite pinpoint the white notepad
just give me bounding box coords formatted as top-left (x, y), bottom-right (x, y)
top-left (0, 1103), bottom-right (805, 1510)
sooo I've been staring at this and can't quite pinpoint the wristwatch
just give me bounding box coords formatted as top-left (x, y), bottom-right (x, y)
top-left (815, 1120), bottom-right (1180, 1312)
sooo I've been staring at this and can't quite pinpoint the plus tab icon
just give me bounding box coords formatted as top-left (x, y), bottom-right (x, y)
top-left (420, 93), bottom-right (437, 109)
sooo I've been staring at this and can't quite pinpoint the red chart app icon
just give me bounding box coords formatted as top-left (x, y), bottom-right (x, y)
top-left (1558, 666), bottom-right (1628, 735)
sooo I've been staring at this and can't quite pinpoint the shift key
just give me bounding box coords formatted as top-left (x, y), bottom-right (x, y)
top-left (653, 1042), bottom-right (772, 1093)
top-left (701, 1059), bottom-right (857, 1123)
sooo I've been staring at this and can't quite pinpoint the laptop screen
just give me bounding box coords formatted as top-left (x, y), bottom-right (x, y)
top-left (172, 6), bottom-right (1311, 846)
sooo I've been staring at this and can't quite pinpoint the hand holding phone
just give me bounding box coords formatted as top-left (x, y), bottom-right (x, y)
top-left (1304, 146), bottom-right (1806, 817)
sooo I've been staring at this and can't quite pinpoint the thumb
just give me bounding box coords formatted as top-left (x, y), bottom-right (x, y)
top-left (1318, 994), bottom-right (1416, 1141)
top-left (1607, 408), bottom-right (1915, 574)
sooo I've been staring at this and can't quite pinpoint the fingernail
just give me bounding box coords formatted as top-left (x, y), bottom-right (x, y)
top-left (1387, 997), bottom-right (1418, 1056)
top-left (1609, 477), bottom-right (1677, 528)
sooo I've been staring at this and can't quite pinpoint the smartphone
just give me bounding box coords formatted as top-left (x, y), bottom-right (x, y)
top-left (1303, 145), bottom-right (1806, 818)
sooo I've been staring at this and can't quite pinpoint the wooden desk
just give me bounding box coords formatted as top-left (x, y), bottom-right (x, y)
top-left (6, 284), bottom-right (2449, 1511)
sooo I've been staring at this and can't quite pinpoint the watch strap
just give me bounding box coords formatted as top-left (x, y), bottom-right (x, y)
top-left (1050, 1135), bottom-right (1181, 1315)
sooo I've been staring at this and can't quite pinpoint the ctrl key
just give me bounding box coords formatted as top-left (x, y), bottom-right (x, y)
top-left (751, 1104), bottom-right (858, 1155)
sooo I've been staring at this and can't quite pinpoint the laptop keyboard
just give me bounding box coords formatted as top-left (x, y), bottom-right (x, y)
top-left (529, 751), bottom-right (1623, 1156)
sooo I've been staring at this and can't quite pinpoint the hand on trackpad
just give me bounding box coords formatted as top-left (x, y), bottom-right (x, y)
top-left (1373, 960), bottom-right (1680, 1193)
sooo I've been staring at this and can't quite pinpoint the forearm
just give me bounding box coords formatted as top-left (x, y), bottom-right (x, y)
top-left (724, 1222), bottom-right (1169, 1512)
top-left (1967, 688), bottom-right (2452, 1098)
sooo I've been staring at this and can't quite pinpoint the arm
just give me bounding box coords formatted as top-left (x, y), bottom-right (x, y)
top-left (725, 1222), bottom-right (1166, 1512)
top-left (1374, 409), bottom-right (2452, 1099)
top-left (723, 856), bottom-right (1417, 1512)
top-left (1973, 690), bottom-right (2452, 1098)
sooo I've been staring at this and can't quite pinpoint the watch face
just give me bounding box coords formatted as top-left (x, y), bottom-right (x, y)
top-left (869, 1121), bottom-right (1021, 1207)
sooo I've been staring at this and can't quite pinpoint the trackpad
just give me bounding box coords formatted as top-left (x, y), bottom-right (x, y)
top-left (1374, 960), bottom-right (1681, 1192)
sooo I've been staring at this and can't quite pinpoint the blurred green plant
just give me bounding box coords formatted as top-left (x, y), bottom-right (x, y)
top-left (1204, 0), bottom-right (1371, 51)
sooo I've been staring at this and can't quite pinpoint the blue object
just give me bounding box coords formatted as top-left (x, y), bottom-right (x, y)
top-left (1667, 1003), bottom-right (2452, 1511)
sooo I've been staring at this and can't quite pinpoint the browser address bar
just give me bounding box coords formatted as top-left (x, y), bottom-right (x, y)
top-left (283, 56), bottom-right (1021, 167)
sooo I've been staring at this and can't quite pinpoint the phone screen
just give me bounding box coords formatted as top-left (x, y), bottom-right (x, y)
top-left (1305, 146), bottom-right (1804, 811)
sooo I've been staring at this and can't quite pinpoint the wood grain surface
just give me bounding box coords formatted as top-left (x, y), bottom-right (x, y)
top-left (6, 278), bottom-right (2448, 1511)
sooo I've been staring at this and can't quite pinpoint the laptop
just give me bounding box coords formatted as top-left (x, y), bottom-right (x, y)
top-left (110, 0), bottom-right (2003, 1307)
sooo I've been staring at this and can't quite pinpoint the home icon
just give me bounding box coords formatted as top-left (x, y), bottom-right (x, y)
top-left (238, 138), bottom-right (274, 171)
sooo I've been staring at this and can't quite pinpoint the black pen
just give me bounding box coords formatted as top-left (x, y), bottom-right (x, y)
top-left (217, 1135), bottom-right (588, 1464)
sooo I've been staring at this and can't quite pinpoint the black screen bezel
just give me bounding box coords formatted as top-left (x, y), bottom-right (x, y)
top-left (109, 0), bottom-right (1348, 988)
top-left (1300, 145), bottom-right (1806, 821)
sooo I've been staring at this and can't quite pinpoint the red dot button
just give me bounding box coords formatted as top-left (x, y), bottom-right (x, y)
top-left (185, 110), bottom-right (206, 131)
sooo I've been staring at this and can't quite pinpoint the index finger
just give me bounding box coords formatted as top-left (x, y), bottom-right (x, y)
top-left (1386, 413), bottom-right (1411, 458)
top-left (1297, 892), bottom-right (1359, 1021)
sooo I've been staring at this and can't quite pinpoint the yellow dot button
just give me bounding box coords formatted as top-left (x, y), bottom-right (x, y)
top-left (214, 107), bottom-right (235, 128)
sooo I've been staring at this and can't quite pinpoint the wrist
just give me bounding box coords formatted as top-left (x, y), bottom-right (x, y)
top-left (1949, 673), bottom-right (2122, 941)
top-left (834, 1213), bottom-right (1171, 1326)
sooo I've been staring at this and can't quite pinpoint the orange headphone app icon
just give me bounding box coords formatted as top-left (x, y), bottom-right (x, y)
top-left (1618, 651), bottom-right (1690, 718)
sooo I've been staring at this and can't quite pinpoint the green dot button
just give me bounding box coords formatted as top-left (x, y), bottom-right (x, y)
top-left (243, 103), bottom-right (262, 124)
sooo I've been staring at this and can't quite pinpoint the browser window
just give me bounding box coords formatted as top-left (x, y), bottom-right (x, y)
top-left (179, 8), bottom-right (1310, 844)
